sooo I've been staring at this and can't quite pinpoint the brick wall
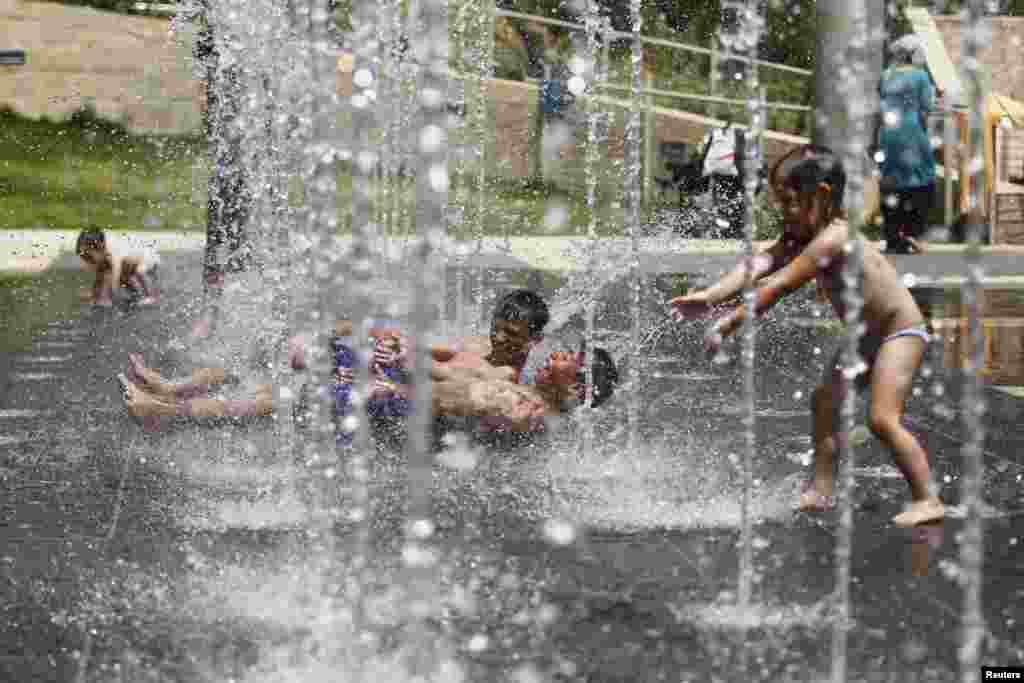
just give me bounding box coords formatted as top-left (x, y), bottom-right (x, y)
top-left (1, 0), bottom-right (811, 183)
top-left (933, 16), bottom-right (1024, 103)
top-left (0, 0), bottom-right (203, 134)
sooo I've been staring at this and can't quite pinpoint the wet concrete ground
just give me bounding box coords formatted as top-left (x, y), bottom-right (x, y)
top-left (2, 254), bottom-right (1023, 682)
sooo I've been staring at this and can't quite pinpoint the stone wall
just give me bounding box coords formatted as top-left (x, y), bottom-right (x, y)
top-left (1, 1), bottom-right (809, 176)
top-left (933, 16), bottom-right (1024, 103)
top-left (0, 0), bottom-right (203, 134)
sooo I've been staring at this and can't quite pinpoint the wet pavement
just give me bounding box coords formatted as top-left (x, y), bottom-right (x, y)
top-left (2, 253), bottom-right (1023, 682)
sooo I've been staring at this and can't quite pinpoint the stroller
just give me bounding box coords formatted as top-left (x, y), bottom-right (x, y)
top-left (654, 122), bottom-right (766, 239)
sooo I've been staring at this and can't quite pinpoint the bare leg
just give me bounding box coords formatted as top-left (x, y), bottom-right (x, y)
top-left (433, 377), bottom-right (546, 431)
top-left (124, 381), bottom-right (273, 421)
top-left (866, 337), bottom-right (944, 526)
top-left (128, 353), bottom-right (227, 400)
top-left (128, 272), bottom-right (158, 305)
top-left (799, 379), bottom-right (840, 511)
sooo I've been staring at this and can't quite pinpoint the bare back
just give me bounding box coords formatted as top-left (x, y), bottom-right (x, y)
top-left (813, 229), bottom-right (925, 339)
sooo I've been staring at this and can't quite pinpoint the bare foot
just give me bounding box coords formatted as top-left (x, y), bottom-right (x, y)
top-left (139, 295), bottom-right (158, 306)
top-left (892, 496), bottom-right (945, 527)
top-left (797, 480), bottom-right (835, 513)
top-left (122, 379), bottom-right (173, 419)
top-left (95, 296), bottom-right (114, 308)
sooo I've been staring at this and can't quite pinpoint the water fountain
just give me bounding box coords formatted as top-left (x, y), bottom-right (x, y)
top-left (16, 0), bottom-right (1010, 678)
top-left (957, 2), bottom-right (989, 681)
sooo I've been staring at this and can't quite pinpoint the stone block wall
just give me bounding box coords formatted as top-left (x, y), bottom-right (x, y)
top-left (0, 0), bottom-right (202, 134)
top-left (933, 16), bottom-right (1024, 103)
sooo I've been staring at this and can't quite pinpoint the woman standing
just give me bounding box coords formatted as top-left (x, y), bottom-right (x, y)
top-left (875, 35), bottom-right (936, 254)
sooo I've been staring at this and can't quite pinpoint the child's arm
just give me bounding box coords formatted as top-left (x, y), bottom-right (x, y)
top-left (709, 223), bottom-right (847, 344)
top-left (532, 352), bottom-right (579, 412)
top-left (92, 265), bottom-right (114, 307)
top-left (669, 239), bottom-right (791, 318)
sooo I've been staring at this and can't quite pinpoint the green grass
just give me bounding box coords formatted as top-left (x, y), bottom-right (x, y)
top-left (0, 270), bottom-right (91, 355)
top-left (0, 107), bottom-right (207, 231)
top-left (0, 104), bottom-right (793, 241)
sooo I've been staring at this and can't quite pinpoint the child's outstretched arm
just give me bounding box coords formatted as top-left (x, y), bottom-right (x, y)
top-left (708, 224), bottom-right (847, 348)
top-left (669, 239), bottom-right (790, 319)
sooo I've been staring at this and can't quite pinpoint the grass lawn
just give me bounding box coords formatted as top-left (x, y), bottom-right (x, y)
top-left (0, 270), bottom-right (91, 355)
top-left (0, 107), bottom-right (207, 231)
top-left (0, 105), bottom-right (797, 241)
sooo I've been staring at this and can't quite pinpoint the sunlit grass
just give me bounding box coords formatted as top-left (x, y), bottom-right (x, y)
top-left (0, 107), bottom-right (207, 231)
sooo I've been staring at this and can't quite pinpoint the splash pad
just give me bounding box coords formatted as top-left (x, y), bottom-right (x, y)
top-left (1, 0), bottom-right (1019, 680)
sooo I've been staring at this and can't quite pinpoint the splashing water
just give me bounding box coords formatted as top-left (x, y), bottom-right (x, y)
top-left (958, 2), bottom-right (989, 682)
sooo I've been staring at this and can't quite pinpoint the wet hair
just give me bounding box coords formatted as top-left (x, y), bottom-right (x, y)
top-left (769, 145), bottom-right (846, 214)
top-left (578, 347), bottom-right (619, 409)
top-left (75, 228), bottom-right (106, 256)
top-left (492, 289), bottom-right (550, 339)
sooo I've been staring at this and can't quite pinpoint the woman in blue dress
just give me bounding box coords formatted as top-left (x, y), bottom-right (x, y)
top-left (875, 35), bottom-right (936, 254)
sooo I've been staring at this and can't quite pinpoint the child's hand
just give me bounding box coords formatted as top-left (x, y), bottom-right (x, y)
top-left (336, 367), bottom-right (354, 385)
top-left (369, 375), bottom-right (398, 398)
top-left (372, 336), bottom-right (403, 368)
top-left (540, 351), bottom-right (580, 387)
top-left (669, 291), bottom-right (713, 322)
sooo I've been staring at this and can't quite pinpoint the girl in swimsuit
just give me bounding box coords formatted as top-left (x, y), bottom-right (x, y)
top-left (668, 144), bottom-right (944, 528)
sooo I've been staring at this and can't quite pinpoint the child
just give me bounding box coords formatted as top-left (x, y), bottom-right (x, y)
top-left (76, 228), bottom-right (159, 306)
top-left (669, 144), bottom-right (944, 528)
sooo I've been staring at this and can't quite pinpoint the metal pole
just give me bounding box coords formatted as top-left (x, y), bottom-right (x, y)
top-left (643, 69), bottom-right (655, 206)
top-left (813, 0), bottom-right (845, 148)
top-left (958, 1), bottom-right (988, 680)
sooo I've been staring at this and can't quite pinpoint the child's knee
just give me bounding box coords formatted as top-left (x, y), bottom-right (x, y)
top-left (867, 409), bottom-right (900, 438)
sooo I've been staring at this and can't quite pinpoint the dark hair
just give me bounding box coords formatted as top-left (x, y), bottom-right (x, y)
top-left (492, 289), bottom-right (550, 339)
top-left (75, 228), bottom-right (106, 255)
top-left (578, 347), bottom-right (619, 409)
top-left (770, 145), bottom-right (846, 213)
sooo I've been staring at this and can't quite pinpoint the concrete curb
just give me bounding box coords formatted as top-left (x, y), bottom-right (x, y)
top-left (3, 229), bottom-right (1024, 280)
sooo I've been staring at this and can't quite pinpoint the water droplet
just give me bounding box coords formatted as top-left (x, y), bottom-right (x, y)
top-left (420, 87), bottom-right (442, 108)
top-left (542, 519), bottom-right (577, 546)
top-left (353, 68), bottom-right (374, 89)
top-left (544, 203), bottom-right (569, 231)
top-left (429, 164), bottom-right (449, 193)
top-left (567, 75), bottom-right (587, 97)
top-left (408, 518), bottom-right (435, 539)
top-left (467, 634), bottom-right (489, 652)
top-left (420, 124), bottom-right (444, 153)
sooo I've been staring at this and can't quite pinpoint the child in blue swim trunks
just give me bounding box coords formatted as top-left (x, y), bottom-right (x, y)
top-left (669, 144), bottom-right (944, 527)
